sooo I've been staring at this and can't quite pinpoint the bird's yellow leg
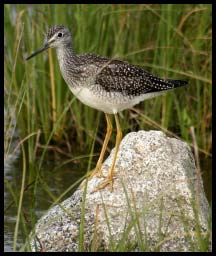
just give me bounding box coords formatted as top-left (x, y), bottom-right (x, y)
top-left (92, 113), bottom-right (122, 192)
top-left (88, 113), bottom-right (112, 179)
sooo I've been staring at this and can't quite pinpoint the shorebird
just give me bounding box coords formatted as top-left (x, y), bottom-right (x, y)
top-left (26, 25), bottom-right (188, 192)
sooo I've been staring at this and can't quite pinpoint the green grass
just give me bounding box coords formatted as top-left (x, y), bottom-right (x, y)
top-left (4, 4), bottom-right (212, 154)
top-left (4, 4), bottom-right (212, 252)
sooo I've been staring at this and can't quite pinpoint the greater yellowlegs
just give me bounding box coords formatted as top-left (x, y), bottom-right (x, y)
top-left (26, 25), bottom-right (188, 192)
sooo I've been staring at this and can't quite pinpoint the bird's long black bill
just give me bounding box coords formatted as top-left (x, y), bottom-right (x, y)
top-left (25, 44), bottom-right (49, 61)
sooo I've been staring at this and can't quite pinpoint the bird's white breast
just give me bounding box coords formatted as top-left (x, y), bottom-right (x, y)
top-left (68, 86), bottom-right (164, 114)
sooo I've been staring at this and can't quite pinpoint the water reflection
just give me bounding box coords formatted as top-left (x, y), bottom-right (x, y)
top-left (4, 154), bottom-right (87, 252)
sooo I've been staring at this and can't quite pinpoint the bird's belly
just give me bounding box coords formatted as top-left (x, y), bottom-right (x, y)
top-left (69, 86), bottom-right (164, 114)
top-left (68, 86), bottom-right (121, 113)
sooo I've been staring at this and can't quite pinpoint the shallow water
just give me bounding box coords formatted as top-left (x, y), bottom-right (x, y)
top-left (4, 153), bottom-right (87, 252)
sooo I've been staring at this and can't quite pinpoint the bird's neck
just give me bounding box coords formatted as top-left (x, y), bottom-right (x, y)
top-left (55, 46), bottom-right (82, 88)
top-left (56, 46), bottom-right (76, 67)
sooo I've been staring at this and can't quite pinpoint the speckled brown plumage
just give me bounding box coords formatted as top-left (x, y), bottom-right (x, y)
top-left (27, 25), bottom-right (188, 114)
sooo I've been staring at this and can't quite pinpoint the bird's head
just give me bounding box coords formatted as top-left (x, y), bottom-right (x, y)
top-left (26, 25), bottom-right (72, 60)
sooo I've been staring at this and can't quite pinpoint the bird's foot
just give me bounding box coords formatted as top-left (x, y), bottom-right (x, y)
top-left (91, 174), bottom-right (116, 193)
top-left (88, 165), bottom-right (106, 180)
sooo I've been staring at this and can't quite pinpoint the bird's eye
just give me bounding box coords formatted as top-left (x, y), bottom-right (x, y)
top-left (57, 32), bottom-right (63, 38)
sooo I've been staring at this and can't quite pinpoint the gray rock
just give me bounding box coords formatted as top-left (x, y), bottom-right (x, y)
top-left (30, 131), bottom-right (211, 252)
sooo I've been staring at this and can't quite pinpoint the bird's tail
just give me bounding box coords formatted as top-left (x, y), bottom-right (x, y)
top-left (166, 79), bottom-right (188, 88)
